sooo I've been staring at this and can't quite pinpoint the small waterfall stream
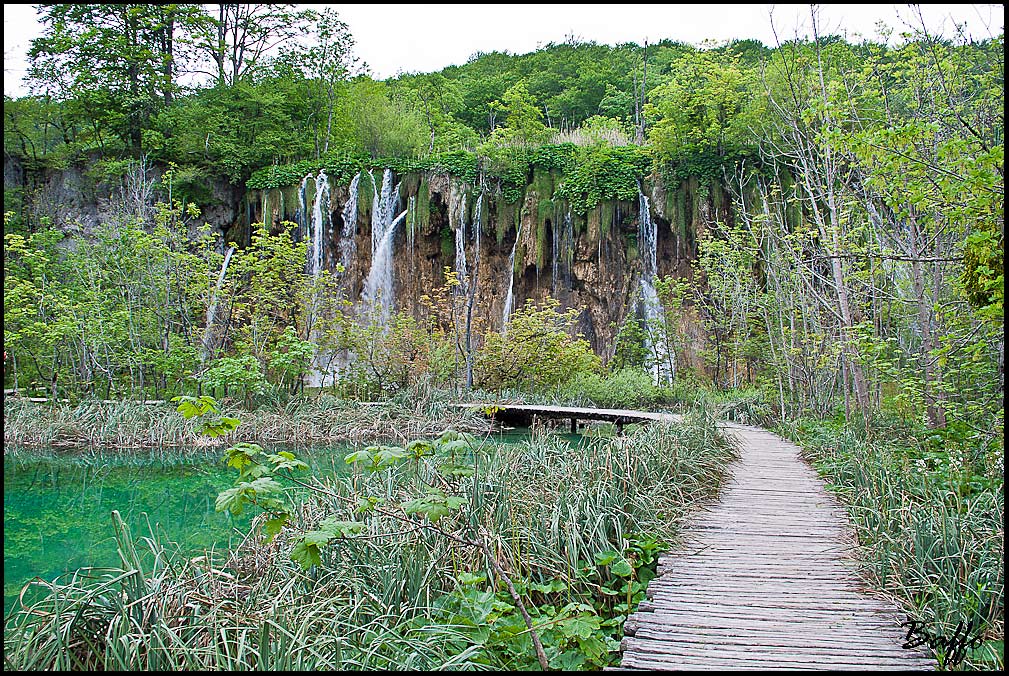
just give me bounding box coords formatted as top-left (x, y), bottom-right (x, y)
top-left (551, 208), bottom-right (574, 297)
top-left (501, 218), bottom-right (523, 330)
top-left (338, 172), bottom-right (360, 274)
top-left (201, 245), bottom-right (236, 362)
top-left (471, 188), bottom-right (483, 289)
top-left (296, 175), bottom-right (310, 243)
top-left (638, 187), bottom-right (674, 384)
top-left (361, 168), bottom-right (406, 325)
top-left (310, 170), bottom-right (330, 277)
top-left (304, 171), bottom-right (331, 387)
top-left (453, 186), bottom-right (468, 292)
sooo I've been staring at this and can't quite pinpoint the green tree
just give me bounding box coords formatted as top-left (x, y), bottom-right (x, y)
top-left (486, 82), bottom-right (552, 147)
top-left (476, 298), bottom-right (600, 392)
top-left (646, 50), bottom-right (756, 160)
top-left (191, 3), bottom-right (317, 86)
top-left (282, 7), bottom-right (359, 157)
top-left (28, 4), bottom-right (204, 152)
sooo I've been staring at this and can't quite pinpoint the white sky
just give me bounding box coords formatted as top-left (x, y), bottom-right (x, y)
top-left (4, 3), bottom-right (1004, 97)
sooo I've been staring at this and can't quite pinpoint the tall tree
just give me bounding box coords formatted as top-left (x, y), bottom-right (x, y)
top-left (284, 8), bottom-right (358, 157)
top-left (761, 10), bottom-right (874, 418)
top-left (28, 4), bottom-right (201, 151)
top-left (193, 4), bottom-right (317, 86)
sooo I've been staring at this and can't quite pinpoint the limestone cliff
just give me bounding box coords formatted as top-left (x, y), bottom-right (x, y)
top-left (248, 168), bottom-right (733, 370)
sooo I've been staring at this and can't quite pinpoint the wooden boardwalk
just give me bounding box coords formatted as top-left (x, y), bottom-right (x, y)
top-left (453, 403), bottom-right (680, 433)
top-left (620, 422), bottom-right (935, 671)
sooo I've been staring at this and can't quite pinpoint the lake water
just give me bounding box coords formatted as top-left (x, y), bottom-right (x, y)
top-left (3, 430), bottom-right (585, 614)
top-left (2, 444), bottom-right (353, 614)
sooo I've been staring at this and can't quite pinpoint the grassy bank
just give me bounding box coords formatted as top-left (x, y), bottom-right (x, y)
top-left (777, 413), bottom-right (1004, 670)
top-left (3, 387), bottom-right (492, 449)
top-left (4, 408), bottom-right (737, 670)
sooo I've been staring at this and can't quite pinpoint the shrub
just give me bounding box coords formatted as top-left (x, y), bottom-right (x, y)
top-left (559, 368), bottom-right (659, 410)
top-left (477, 299), bottom-right (600, 392)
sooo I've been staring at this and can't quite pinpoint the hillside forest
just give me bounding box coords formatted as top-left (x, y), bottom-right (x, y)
top-left (2, 4), bottom-right (1004, 671)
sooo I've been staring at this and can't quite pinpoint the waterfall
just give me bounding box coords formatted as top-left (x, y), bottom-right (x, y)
top-left (502, 219), bottom-right (523, 330)
top-left (301, 171), bottom-right (331, 388)
top-left (563, 209), bottom-right (573, 287)
top-left (338, 172), bottom-right (360, 274)
top-left (472, 188), bottom-right (483, 278)
top-left (310, 170), bottom-right (330, 277)
top-left (453, 186), bottom-right (468, 292)
top-left (551, 208), bottom-right (574, 296)
top-left (638, 186), bottom-right (674, 384)
top-left (361, 168), bottom-right (405, 324)
top-left (296, 175), bottom-right (310, 243)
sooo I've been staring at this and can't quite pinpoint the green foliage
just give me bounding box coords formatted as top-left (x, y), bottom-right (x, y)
top-left (267, 326), bottom-right (315, 393)
top-left (402, 488), bottom-right (467, 523)
top-left (559, 368), bottom-right (660, 410)
top-left (611, 317), bottom-right (650, 370)
top-left (247, 155), bottom-right (366, 190)
top-left (171, 395), bottom-right (241, 438)
top-left (647, 49), bottom-right (761, 184)
top-left (555, 144), bottom-right (651, 214)
top-left (201, 355), bottom-right (268, 403)
top-left (477, 298), bottom-right (601, 392)
top-left (485, 81), bottom-right (552, 147)
top-left (4, 200), bottom-right (219, 401)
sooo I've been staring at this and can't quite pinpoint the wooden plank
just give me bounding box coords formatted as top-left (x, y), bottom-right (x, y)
top-left (629, 625), bottom-right (913, 649)
top-left (621, 653), bottom-right (930, 671)
top-left (625, 641), bottom-right (932, 665)
top-left (622, 638), bottom-right (930, 663)
top-left (622, 644), bottom-right (934, 668)
top-left (620, 422), bottom-right (933, 671)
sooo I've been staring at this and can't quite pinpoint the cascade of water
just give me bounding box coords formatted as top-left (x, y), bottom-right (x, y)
top-left (472, 188), bottom-right (483, 278)
top-left (453, 186), bottom-right (468, 292)
top-left (638, 186), bottom-right (674, 384)
top-left (550, 208), bottom-right (575, 297)
top-left (338, 172), bottom-right (360, 274)
top-left (551, 213), bottom-right (560, 296)
top-left (502, 219), bottom-right (523, 330)
top-left (310, 170), bottom-right (330, 277)
top-left (361, 168), bottom-right (404, 325)
top-left (563, 209), bottom-right (573, 288)
top-left (296, 175), bottom-right (310, 243)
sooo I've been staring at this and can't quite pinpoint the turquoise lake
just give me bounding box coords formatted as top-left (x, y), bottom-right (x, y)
top-left (2, 444), bottom-right (353, 614)
top-left (3, 430), bottom-right (583, 614)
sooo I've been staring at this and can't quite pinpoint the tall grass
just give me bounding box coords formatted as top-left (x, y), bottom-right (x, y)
top-left (3, 389), bottom-right (491, 449)
top-left (4, 407), bottom-right (737, 670)
top-left (778, 414), bottom-right (1004, 670)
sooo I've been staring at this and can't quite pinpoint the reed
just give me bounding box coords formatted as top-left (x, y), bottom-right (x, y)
top-left (5, 407), bottom-right (737, 670)
top-left (3, 390), bottom-right (491, 450)
top-left (778, 414), bottom-right (1004, 670)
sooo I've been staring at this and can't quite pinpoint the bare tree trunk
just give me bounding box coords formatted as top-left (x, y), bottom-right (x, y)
top-left (908, 212), bottom-right (946, 427)
top-left (202, 246), bottom-right (236, 362)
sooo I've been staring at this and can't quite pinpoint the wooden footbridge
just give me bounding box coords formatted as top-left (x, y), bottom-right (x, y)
top-left (464, 405), bottom-right (935, 670)
top-left (452, 402), bottom-right (680, 433)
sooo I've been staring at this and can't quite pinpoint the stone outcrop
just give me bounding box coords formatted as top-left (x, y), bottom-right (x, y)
top-left (249, 169), bottom-right (731, 366)
top-left (8, 160), bottom-right (732, 370)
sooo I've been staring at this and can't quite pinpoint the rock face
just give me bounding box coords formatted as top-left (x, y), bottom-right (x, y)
top-left (250, 169), bottom-right (731, 368)
top-left (8, 160), bottom-right (731, 370)
top-left (6, 158), bottom-right (245, 241)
